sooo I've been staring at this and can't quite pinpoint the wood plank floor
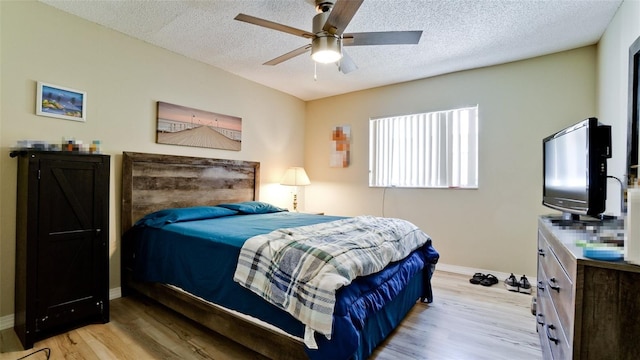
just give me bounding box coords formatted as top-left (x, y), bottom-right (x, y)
top-left (0, 271), bottom-right (542, 359)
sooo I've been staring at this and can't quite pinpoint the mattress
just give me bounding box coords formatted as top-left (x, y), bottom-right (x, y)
top-left (125, 209), bottom-right (438, 359)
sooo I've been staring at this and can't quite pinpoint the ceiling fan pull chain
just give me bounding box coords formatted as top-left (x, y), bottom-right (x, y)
top-left (314, 62), bottom-right (318, 81)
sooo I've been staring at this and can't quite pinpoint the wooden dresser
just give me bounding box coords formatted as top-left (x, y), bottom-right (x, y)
top-left (536, 216), bottom-right (640, 359)
top-left (12, 151), bottom-right (110, 349)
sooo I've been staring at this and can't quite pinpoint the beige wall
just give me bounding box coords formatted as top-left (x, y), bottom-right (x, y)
top-left (598, 0), bottom-right (640, 213)
top-left (0, 0), bottom-right (3, 325)
top-left (304, 47), bottom-right (598, 276)
top-left (0, 2), bottom-right (306, 319)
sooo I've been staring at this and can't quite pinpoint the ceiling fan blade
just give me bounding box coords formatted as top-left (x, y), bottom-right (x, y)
top-left (263, 44), bottom-right (312, 65)
top-left (343, 31), bottom-right (423, 46)
top-left (322, 0), bottom-right (364, 35)
top-left (235, 13), bottom-right (315, 39)
top-left (338, 50), bottom-right (358, 74)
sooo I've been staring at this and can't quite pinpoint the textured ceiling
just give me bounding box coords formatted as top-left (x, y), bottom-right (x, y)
top-left (39, 0), bottom-right (622, 101)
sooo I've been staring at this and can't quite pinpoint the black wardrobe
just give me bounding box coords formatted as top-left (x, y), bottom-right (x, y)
top-left (12, 151), bottom-right (110, 349)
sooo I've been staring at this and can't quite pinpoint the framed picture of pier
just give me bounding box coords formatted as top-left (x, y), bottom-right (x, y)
top-left (36, 82), bottom-right (86, 122)
top-left (156, 101), bottom-right (242, 151)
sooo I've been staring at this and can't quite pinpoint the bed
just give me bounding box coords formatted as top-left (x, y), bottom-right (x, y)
top-left (120, 151), bottom-right (439, 360)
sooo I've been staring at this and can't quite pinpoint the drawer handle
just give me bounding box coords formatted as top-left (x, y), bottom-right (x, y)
top-left (537, 281), bottom-right (545, 291)
top-left (546, 324), bottom-right (560, 345)
top-left (538, 248), bottom-right (545, 257)
top-left (548, 277), bottom-right (560, 292)
top-left (537, 313), bottom-right (545, 325)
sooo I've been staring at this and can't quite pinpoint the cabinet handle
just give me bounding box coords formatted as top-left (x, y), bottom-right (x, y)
top-left (537, 281), bottom-right (545, 292)
top-left (538, 248), bottom-right (545, 257)
top-left (546, 324), bottom-right (559, 345)
top-left (537, 313), bottom-right (545, 325)
top-left (548, 277), bottom-right (560, 292)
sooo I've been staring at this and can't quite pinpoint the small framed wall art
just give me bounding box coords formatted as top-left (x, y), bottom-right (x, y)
top-left (330, 125), bottom-right (351, 168)
top-left (36, 81), bottom-right (86, 122)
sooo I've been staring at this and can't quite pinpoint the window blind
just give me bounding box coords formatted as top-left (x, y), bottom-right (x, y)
top-left (369, 106), bottom-right (478, 188)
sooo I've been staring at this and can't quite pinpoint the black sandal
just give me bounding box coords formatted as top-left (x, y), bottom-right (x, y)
top-left (480, 274), bottom-right (498, 286)
top-left (469, 273), bottom-right (486, 284)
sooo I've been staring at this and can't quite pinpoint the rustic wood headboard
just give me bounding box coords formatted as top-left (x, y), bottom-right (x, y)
top-left (121, 151), bottom-right (260, 234)
top-left (119, 152), bottom-right (305, 359)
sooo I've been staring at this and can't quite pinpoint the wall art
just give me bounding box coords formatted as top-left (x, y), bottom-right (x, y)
top-left (156, 101), bottom-right (242, 151)
top-left (36, 82), bottom-right (86, 122)
top-left (330, 125), bottom-right (350, 168)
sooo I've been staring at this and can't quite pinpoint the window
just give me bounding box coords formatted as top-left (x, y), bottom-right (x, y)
top-left (369, 106), bottom-right (478, 188)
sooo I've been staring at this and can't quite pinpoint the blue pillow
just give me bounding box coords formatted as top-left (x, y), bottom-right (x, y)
top-left (217, 201), bottom-right (287, 214)
top-left (135, 206), bottom-right (238, 228)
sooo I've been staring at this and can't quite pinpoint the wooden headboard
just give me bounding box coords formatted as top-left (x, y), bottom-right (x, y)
top-left (121, 152), bottom-right (260, 234)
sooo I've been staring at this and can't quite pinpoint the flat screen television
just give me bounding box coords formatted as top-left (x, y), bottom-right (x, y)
top-left (542, 117), bottom-right (612, 220)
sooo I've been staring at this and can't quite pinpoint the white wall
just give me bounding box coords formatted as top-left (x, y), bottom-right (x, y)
top-left (598, 0), bottom-right (640, 214)
top-left (304, 47), bottom-right (598, 277)
top-left (0, 2), bottom-right (306, 319)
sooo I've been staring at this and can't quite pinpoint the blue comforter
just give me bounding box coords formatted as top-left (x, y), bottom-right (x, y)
top-left (126, 209), bottom-right (439, 360)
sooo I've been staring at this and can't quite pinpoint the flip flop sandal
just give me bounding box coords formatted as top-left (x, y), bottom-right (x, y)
top-left (469, 272), bottom-right (486, 284)
top-left (480, 274), bottom-right (498, 286)
top-left (504, 273), bottom-right (520, 292)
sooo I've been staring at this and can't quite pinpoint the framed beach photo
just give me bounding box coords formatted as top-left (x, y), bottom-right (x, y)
top-left (36, 82), bottom-right (86, 122)
top-left (156, 101), bottom-right (242, 151)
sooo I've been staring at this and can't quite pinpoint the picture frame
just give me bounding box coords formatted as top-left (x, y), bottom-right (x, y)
top-left (330, 125), bottom-right (351, 168)
top-left (36, 81), bottom-right (86, 122)
top-left (156, 101), bottom-right (242, 151)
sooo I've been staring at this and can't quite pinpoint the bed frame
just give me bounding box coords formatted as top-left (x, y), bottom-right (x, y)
top-left (121, 151), bottom-right (434, 360)
top-left (120, 151), bottom-right (307, 359)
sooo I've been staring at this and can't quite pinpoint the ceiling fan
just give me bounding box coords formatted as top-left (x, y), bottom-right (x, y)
top-left (234, 0), bottom-right (422, 74)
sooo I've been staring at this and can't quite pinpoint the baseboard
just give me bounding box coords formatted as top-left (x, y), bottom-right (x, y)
top-left (109, 287), bottom-right (122, 300)
top-left (0, 314), bottom-right (13, 331)
top-left (436, 262), bottom-right (537, 285)
top-left (0, 287), bottom-right (123, 331)
top-left (2, 268), bottom-right (531, 332)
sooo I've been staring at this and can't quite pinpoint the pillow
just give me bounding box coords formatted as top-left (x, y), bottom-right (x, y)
top-left (135, 206), bottom-right (238, 228)
top-left (217, 201), bottom-right (287, 214)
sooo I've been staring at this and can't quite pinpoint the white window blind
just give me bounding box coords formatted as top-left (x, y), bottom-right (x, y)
top-left (369, 106), bottom-right (478, 188)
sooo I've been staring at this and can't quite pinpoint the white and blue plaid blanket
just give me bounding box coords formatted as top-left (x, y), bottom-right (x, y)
top-left (233, 215), bottom-right (431, 347)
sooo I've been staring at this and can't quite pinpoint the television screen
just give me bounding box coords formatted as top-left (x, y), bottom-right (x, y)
top-left (542, 117), bottom-right (611, 218)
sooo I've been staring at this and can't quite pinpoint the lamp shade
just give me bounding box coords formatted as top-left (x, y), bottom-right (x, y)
top-left (280, 167), bottom-right (311, 186)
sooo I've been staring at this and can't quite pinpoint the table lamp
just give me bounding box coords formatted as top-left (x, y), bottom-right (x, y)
top-left (280, 167), bottom-right (310, 211)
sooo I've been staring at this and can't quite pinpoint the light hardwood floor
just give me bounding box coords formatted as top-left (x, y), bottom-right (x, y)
top-left (0, 271), bottom-right (542, 359)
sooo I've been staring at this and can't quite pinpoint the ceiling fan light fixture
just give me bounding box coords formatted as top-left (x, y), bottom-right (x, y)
top-left (311, 35), bottom-right (343, 64)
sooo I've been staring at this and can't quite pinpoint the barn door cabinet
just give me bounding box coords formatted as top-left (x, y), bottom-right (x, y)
top-left (12, 150), bottom-right (110, 349)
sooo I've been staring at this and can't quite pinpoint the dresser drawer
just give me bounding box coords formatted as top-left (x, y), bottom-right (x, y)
top-left (538, 231), bottom-right (575, 343)
top-left (535, 265), bottom-right (553, 360)
top-left (538, 217), bottom-right (640, 360)
top-left (536, 265), bottom-right (571, 360)
top-left (536, 308), bottom-right (554, 359)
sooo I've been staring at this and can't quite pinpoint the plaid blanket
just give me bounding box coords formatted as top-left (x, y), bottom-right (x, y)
top-left (233, 215), bottom-right (431, 346)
